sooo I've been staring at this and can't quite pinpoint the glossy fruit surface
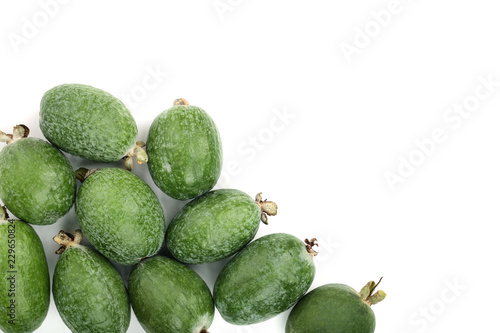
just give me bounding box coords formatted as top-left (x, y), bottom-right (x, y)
top-left (75, 168), bottom-right (165, 265)
top-left (40, 83), bottom-right (142, 164)
top-left (214, 233), bottom-right (316, 325)
top-left (166, 189), bottom-right (277, 264)
top-left (147, 99), bottom-right (222, 200)
top-left (53, 230), bottom-right (130, 333)
top-left (128, 256), bottom-right (214, 333)
top-left (0, 211), bottom-right (50, 333)
top-left (285, 281), bottom-right (386, 333)
top-left (0, 126), bottom-right (75, 225)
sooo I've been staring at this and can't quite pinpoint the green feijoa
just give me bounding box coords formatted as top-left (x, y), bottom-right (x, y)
top-left (52, 230), bottom-right (131, 333)
top-left (128, 256), bottom-right (214, 333)
top-left (75, 168), bottom-right (165, 265)
top-left (0, 125), bottom-right (76, 225)
top-left (39, 83), bottom-right (147, 169)
top-left (285, 280), bottom-right (386, 333)
top-left (147, 98), bottom-right (222, 200)
top-left (166, 190), bottom-right (278, 264)
top-left (0, 207), bottom-right (50, 333)
top-left (214, 233), bottom-right (317, 325)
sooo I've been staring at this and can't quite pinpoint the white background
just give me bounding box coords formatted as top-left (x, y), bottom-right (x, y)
top-left (1, 1), bottom-right (500, 332)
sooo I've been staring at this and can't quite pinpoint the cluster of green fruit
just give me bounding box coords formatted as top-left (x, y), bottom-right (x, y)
top-left (0, 84), bottom-right (385, 333)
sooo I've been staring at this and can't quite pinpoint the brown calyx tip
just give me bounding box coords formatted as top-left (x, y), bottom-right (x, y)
top-left (15, 124), bottom-right (30, 138)
top-left (53, 229), bottom-right (84, 254)
top-left (75, 168), bottom-right (98, 182)
top-left (199, 329), bottom-right (209, 333)
top-left (173, 98), bottom-right (190, 106)
top-left (1, 124), bottom-right (30, 144)
top-left (0, 206), bottom-right (9, 222)
top-left (305, 238), bottom-right (319, 256)
top-left (255, 192), bottom-right (278, 225)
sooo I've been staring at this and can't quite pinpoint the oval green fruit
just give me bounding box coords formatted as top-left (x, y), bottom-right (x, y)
top-left (128, 256), bottom-right (214, 333)
top-left (285, 281), bottom-right (386, 333)
top-left (39, 83), bottom-right (146, 167)
top-left (0, 125), bottom-right (75, 225)
top-left (147, 98), bottom-right (222, 200)
top-left (213, 233), bottom-right (317, 325)
top-left (52, 230), bottom-right (131, 333)
top-left (0, 208), bottom-right (50, 333)
top-left (166, 189), bottom-right (277, 264)
top-left (75, 168), bottom-right (165, 265)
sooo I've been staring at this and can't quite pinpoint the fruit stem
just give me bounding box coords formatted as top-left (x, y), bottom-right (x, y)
top-left (173, 98), bottom-right (189, 106)
top-left (124, 141), bottom-right (148, 171)
top-left (359, 277), bottom-right (386, 306)
top-left (304, 238), bottom-right (319, 256)
top-left (53, 229), bottom-right (84, 254)
top-left (0, 124), bottom-right (30, 144)
top-left (255, 192), bottom-right (278, 224)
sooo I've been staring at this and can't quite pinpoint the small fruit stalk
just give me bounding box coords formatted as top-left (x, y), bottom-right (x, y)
top-left (359, 277), bottom-right (386, 306)
top-left (0, 125), bottom-right (76, 225)
top-left (124, 140), bottom-right (148, 171)
top-left (52, 229), bottom-right (131, 333)
top-left (255, 192), bottom-right (278, 224)
top-left (53, 229), bottom-right (84, 254)
top-left (0, 124), bottom-right (30, 143)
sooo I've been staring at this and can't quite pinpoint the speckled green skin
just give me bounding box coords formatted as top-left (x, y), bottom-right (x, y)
top-left (147, 104), bottom-right (222, 200)
top-left (53, 245), bottom-right (131, 333)
top-left (0, 138), bottom-right (76, 225)
top-left (0, 220), bottom-right (50, 333)
top-left (166, 189), bottom-right (261, 264)
top-left (75, 168), bottom-right (165, 265)
top-left (40, 84), bottom-right (138, 162)
top-left (285, 284), bottom-right (376, 333)
top-left (214, 233), bottom-right (315, 325)
top-left (128, 256), bottom-right (214, 333)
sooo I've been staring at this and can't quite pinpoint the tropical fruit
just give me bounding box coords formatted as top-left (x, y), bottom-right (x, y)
top-left (166, 189), bottom-right (277, 264)
top-left (0, 125), bottom-right (75, 225)
top-left (147, 98), bottom-right (222, 200)
top-left (52, 230), bottom-right (131, 333)
top-left (214, 233), bottom-right (317, 325)
top-left (128, 256), bottom-right (214, 333)
top-left (39, 83), bottom-right (146, 169)
top-left (285, 280), bottom-right (386, 333)
top-left (0, 207), bottom-right (50, 333)
top-left (75, 167), bottom-right (165, 265)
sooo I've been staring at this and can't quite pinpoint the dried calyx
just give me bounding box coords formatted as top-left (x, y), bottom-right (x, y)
top-left (304, 238), bottom-right (319, 256)
top-left (199, 329), bottom-right (209, 333)
top-left (359, 277), bottom-right (386, 306)
top-left (0, 206), bottom-right (10, 224)
top-left (255, 192), bottom-right (278, 224)
top-left (124, 141), bottom-right (148, 171)
top-left (173, 98), bottom-right (189, 106)
top-left (53, 229), bottom-right (84, 254)
top-left (0, 124), bottom-right (30, 144)
top-left (74, 168), bottom-right (99, 183)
